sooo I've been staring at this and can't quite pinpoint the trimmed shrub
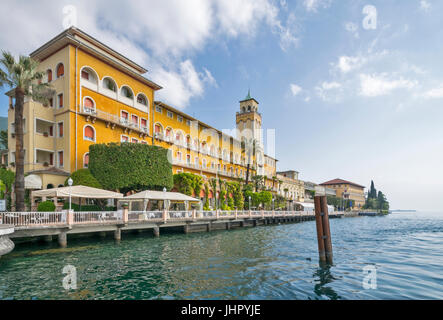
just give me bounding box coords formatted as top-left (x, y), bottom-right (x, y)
top-left (65, 168), bottom-right (102, 189)
top-left (89, 143), bottom-right (173, 192)
top-left (37, 201), bottom-right (56, 212)
top-left (62, 202), bottom-right (116, 212)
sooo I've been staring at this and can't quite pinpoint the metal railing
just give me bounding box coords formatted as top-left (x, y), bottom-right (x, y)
top-left (0, 211), bottom-right (65, 226)
top-left (128, 211), bottom-right (163, 221)
top-left (0, 210), bottom-right (314, 228)
top-left (73, 211), bottom-right (120, 224)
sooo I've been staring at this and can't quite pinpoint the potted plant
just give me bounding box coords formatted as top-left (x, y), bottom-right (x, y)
top-left (43, 162), bottom-right (49, 167)
top-left (10, 162), bottom-right (15, 167)
top-left (43, 132), bottom-right (48, 137)
top-left (121, 202), bottom-right (129, 209)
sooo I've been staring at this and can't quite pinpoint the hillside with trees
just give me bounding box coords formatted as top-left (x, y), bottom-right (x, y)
top-left (364, 180), bottom-right (389, 212)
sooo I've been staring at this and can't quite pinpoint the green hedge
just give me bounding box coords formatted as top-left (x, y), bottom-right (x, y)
top-left (89, 143), bottom-right (173, 192)
top-left (64, 169), bottom-right (102, 188)
top-left (62, 202), bottom-right (116, 212)
top-left (37, 201), bottom-right (56, 212)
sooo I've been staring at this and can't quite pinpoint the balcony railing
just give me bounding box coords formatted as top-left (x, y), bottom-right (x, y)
top-left (80, 106), bottom-right (150, 136)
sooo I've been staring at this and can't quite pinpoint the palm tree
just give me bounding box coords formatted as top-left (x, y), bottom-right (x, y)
top-left (209, 178), bottom-right (217, 209)
top-left (0, 52), bottom-right (53, 211)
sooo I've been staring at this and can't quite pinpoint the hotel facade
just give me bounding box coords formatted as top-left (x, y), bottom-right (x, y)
top-left (6, 27), bottom-right (282, 197)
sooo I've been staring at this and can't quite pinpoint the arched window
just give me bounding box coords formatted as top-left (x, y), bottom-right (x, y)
top-left (155, 123), bottom-right (163, 134)
top-left (81, 67), bottom-right (98, 84)
top-left (84, 97), bottom-right (95, 112)
top-left (56, 63), bottom-right (64, 78)
top-left (165, 128), bottom-right (172, 139)
top-left (84, 153), bottom-right (89, 168)
top-left (47, 69), bottom-right (52, 82)
top-left (136, 94), bottom-right (148, 106)
top-left (175, 132), bottom-right (182, 144)
top-left (103, 77), bottom-right (117, 92)
top-left (121, 86), bottom-right (133, 99)
top-left (84, 125), bottom-right (95, 142)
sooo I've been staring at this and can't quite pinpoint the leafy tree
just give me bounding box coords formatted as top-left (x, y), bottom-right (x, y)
top-left (37, 200), bottom-right (56, 212)
top-left (209, 178), bottom-right (218, 209)
top-left (251, 175), bottom-right (265, 192)
top-left (0, 130), bottom-right (7, 150)
top-left (0, 51), bottom-right (54, 211)
top-left (173, 172), bottom-right (203, 198)
top-left (203, 184), bottom-right (210, 210)
top-left (64, 169), bottom-right (102, 189)
top-left (369, 180), bottom-right (377, 199)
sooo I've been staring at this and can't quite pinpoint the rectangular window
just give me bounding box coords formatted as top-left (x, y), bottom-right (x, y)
top-left (155, 106), bottom-right (162, 113)
top-left (121, 111), bottom-right (129, 119)
top-left (132, 138), bottom-right (138, 143)
top-left (186, 120), bottom-right (191, 126)
top-left (58, 151), bottom-right (64, 167)
top-left (49, 153), bottom-right (54, 166)
top-left (131, 115), bottom-right (138, 126)
top-left (167, 111), bottom-right (173, 118)
top-left (141, 141), bottom-right (147, 145)
top-left (58, 122), bottom-right (63, 137)
top-left (177, 115), bottom-right (183, 122)
top-left (58, 94), bottom-right (63, 108)
top-left (49, 125), bottom-right (54, 137)
top-left (121, 135), bottom-right (129, 142)
top-left (49, 98), bottom-right (53, 107)
top-left (141, 118), bottom-right (147, 128)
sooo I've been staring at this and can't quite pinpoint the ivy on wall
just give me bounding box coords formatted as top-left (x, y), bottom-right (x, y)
top-left (89, 143), bottom-right (173, 193)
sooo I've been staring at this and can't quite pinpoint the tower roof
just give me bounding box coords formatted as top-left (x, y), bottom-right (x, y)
top-left (239, 89), bottom-right (259, 104)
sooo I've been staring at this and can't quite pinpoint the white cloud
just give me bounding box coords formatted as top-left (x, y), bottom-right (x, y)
top-left (420, 0), bottom-right (431, 11)
top-left (336, 56), bottom-right (366, 73)
top-left (423, 85), bottom-right (443, 99)
top-left (303, 0), bottom-right (332, 12)
top-left (290, 84), bottom-right (302, 96)
top-left (359, 73), bottom-right (417, 97)
top-left (315, 81), bottom-right (342, 101)
top-left (0, 0), bottom-right (297, 108)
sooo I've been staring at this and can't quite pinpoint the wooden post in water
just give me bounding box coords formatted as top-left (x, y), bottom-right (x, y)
top-left (320, 196), bottom-right (333, 262)
top-left (314, 186), bottom-right (333, 263)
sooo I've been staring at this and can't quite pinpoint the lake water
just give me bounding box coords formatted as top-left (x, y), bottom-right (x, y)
top-left (0, 211), bottom-right (442, 300)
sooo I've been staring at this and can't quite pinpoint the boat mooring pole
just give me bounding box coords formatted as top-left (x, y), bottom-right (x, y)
top-left (314, 196), bottom-right (326, 261)
top-left (314, 188), bottom-right (333, 264)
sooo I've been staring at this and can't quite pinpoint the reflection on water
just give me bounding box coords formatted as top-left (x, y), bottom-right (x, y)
top-left (0, 211), bottom-right (442, 300)
top-left (313, 261), bottom-right (341, 300)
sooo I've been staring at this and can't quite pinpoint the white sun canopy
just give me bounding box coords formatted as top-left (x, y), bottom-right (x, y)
top-left (32, 185), bottom-right (123, 199)
top-left (123, 190), bottom-right (200, 202)
top-left (25, 174), bottom-right (42, 189)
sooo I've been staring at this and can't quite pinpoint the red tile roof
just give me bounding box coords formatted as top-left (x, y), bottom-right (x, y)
top-left (320, 178), bottom-right (365, 189)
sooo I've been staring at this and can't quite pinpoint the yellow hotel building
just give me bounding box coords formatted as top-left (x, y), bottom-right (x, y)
top-left (6, 27), bottom-right (276, 196)
top-left (320, 178), bottom-right (366, 210)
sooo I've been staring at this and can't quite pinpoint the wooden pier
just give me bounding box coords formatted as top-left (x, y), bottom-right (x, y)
top-left (1, 210), bottom-right (344, 248)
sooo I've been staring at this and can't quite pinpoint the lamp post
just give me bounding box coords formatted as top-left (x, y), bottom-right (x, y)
top-left (248, 196), bottom-right (251, 210)
top-left (272, 198), bottom-right (275, 211)
top-left (163, 187), bottom-right (167, 210)
top-left (67, 177), bottom-right (73, 211)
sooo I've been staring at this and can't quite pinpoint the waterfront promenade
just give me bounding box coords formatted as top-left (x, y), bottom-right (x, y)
top-left (0, 210), bottom-right (344, 248)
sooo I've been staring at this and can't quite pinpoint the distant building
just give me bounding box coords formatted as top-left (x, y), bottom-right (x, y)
top-left (320, 178), bottom-right (365, 209)
top-left (276, 170), bottom-right (304, 209)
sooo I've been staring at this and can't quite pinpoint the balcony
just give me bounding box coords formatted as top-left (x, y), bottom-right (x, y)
top-left (80, 106), bottom-right (150, 137)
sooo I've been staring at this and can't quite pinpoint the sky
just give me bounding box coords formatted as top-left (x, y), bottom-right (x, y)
top-left (0, 0), bottom-right (442, 211)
